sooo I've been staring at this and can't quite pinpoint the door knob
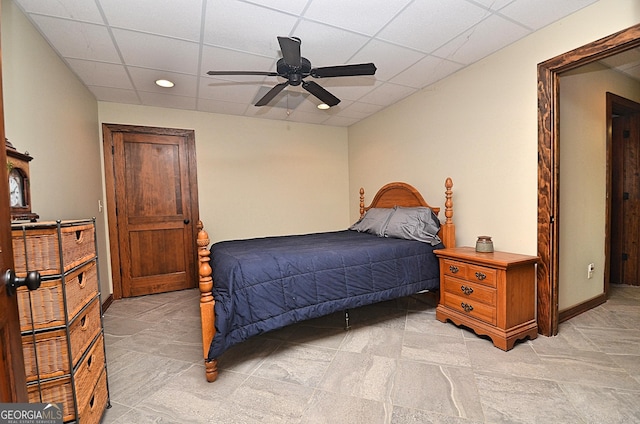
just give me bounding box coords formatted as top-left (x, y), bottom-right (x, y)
top-left (4, 269), bottom-right (41, 296)
top-left (184, 219), bottom-right (190, 224)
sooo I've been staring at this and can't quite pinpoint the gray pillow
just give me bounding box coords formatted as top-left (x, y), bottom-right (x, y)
top-left (349, 208), bottom-right (395, 237)
top-left (384, 206), bottom-right (442, 245)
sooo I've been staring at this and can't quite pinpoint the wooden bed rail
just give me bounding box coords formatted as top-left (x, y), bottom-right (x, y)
top-left (197, 177), bottom-right (455, 382)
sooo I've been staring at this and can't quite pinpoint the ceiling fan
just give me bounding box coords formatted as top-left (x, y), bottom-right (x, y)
top-left (206, 36), bottom-right (377, 108)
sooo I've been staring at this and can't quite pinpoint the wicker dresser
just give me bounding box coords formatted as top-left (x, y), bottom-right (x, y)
top-left (12, 219), bottom-right (109, 424)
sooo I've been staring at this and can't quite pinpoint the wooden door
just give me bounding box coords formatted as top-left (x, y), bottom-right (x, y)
top-left (611, 110), bottom-right (640, 286)
top-left (103, 124), bottom-right (199, 298)
top-left (0, 0), bottom-right (28, 401)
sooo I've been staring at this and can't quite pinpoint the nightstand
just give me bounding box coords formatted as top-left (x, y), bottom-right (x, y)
top-left (434, 247), bottom-right (539, 350)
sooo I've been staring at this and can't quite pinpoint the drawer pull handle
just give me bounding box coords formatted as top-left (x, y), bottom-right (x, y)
top-left (475, 272), bottom-right (486, 281)
top-left (461, 285), bottom-right (474, 295)
top-left (449, 265), bottom-right (459, 273)
top-left (461, 302), bottom-right (474, 313)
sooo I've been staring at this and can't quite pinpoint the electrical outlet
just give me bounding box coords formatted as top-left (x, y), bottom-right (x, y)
top-left (587, 263), bottom-right (595, 279)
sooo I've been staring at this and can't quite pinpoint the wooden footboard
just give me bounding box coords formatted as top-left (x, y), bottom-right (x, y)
top-left (197, 178), bottom-right (455, 382)
top-left (197, 222), bottom-right (218, 382)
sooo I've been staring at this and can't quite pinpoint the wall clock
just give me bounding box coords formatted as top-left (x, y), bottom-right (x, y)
top-left (6, 138), bottom-right (38, 221)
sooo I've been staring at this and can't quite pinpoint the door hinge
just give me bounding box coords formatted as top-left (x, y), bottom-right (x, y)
top-left (623, 129), bottom-right (630, 138)
top-left (623, 192), bottom-right (630, 200)
top-left (550, 215), bottom-right (555, 224)
top-left (622, 253), bottom-right (629, 261)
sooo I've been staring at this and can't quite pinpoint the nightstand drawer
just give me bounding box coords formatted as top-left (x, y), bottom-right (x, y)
top-left (442, 258), bottom-right (469, 279)
top-left (442, 258), bottom-right (496, 287)
top-left (467, 264), bottom-right (496, 287)
top-left (442, 291), bottom-right (496, 325)
top-left (443, 276), bottom-right (496, 307)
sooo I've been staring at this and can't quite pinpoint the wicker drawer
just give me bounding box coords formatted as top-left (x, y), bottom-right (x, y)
top-left (18, 260), bottom-right (99, 332)
top-left (26, 369), bottom-right (108, 424)
top-left (22, 297), bottom-right (101, 381)
top-left (75, 335), bottom-right (106, 411)
top-left (442, 291), bottom-right (496, 325)
top-left (77, 370), bottom-right (109, 424)
top-left (69, 298), bottom-right (102, 368)
top-left (27, 376), bottom-right (75, 422)
top-left (12, 221), bottom-right (96, 277)
top-left (442, 276), bottom-right (496, 307)
top-left (22, 329), bottom-right (69, 382)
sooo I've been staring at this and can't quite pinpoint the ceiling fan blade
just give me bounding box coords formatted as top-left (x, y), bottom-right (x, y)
top-left (302, 81), bottom-right (340, 107)
top-left (207, 70), bottom-right (279, 76)
top-left (255, 82), bottom-right (289, 106)
top-left (277, 36), bottom-right (301, 67)
top-left (310, 63), bottom-right (377, 78)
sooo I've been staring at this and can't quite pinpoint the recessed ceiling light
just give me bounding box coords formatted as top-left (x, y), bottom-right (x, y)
top-left (155, 79), bottom-right (174, 88)
top-left (317, 103), bottom-right (330, 110)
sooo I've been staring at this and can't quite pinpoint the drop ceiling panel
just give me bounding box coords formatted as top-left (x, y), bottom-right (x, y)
top-left (303, 0), bottom-right (412, 36)
top-left (377, 0), bottom-right (488, 53)
top-left (499, 0), bottom-right (598, 31)
top-left (390, 55), bottom-right (464, 89)
top-left (292, 20), bottom-right (371, 66)
top-left (99, 0), bottom-right (204, 41)
top-left (128, 68), bottom-right (198, 97)
top-left (30, 15), bottom-right (120, 62)
top-left (87, 86), bottom-right (140, 104)
top-left (66, 59), bottom-right (133, 90)
top-left (349, 39), bottom-right (424, 81)
top-left (112, 29), bottom-right (200, 74)
top-left (16, 0), bottom-right (103, 22)
top-left (200, 45), bottom-right (276, 80)
top-left (203, 0), bottom-right (298, 55)
top-left (433, 14), bottom-right (530, 65)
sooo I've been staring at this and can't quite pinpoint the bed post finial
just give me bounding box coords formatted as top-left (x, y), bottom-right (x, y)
top-left (359, 187), bottom-right (365, 218)
top-left (197, 221), bottom-right (219, 382)
top-left (441, 178), bottom-right (455, 248)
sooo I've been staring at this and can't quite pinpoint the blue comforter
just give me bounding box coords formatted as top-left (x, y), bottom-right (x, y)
top-left (208, 230), bottom-right (442, 360)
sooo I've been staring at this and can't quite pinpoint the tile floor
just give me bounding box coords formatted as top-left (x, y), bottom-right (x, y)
top-left (100, 285), bottom-right (640, 423)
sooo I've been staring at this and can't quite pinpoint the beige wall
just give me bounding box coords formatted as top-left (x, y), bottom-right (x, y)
top-left (348, 0), bottom-right (640, 260)
top-left (1, 0), bottom-right (110, 297)
top-left (98, 103), bottom-right (350, 243)
top-left (559, 63), bottom-right (640, 310)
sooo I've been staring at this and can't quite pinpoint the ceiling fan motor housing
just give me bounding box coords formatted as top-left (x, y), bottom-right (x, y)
top-left (277, 57), bottom-right (312, 85)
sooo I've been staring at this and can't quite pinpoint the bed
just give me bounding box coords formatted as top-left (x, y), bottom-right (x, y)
top-left (196, 178), bottom-right (455, 382)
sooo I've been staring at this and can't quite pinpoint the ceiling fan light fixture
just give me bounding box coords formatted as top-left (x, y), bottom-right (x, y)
top-left (155, 79), bottom-right (175, 88)
top-left (317, 103), bottom-right (330, 110)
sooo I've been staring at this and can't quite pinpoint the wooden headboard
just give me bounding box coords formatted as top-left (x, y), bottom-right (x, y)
top-left (358, 178), bottom-right (455, 248)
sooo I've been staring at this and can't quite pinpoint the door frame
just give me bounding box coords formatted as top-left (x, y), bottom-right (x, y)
top-left (537, 24), bottom-right (640, 336)
top-left (102, 123), bottom-right (199, 300)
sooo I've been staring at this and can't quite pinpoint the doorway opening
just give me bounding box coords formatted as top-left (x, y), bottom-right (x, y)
top-left (608, 93), bottom-right (640, 288)
top-left (537, 24), bottom-right (640, 336)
